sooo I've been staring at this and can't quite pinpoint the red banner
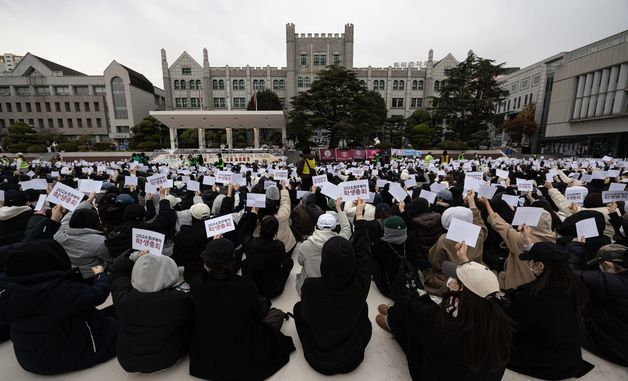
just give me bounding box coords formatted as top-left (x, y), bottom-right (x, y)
top-left (319, 149), bottom-right (335, 161)
top-left (352, 149), bottom-right (366, 160)
top-left (335, 149), bottom-right (353, 161)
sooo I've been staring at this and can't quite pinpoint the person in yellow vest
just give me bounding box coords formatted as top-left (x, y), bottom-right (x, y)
top-left (440, 150), bottom-right (450, 164)
top-left (16, 153), bottom-right (29, 173)
top-left (424, 152), bottom-right (433, 166)
top-left (297, 147), bottom-right (316, 190)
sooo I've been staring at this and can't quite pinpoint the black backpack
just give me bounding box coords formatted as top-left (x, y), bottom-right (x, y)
top-left (387, 242), bottom-right (423, 298)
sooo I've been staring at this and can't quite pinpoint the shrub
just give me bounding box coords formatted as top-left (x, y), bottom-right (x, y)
top-left (78, 145), bottom-right (89, 152)
top-left (439, 140), bottom-right (469, 150)
top-left (8, 143), bottom-right (30, 153)
top-left (27, 144), bottom-right (45, 153)
top-left (57, 142), bottom-right (78, 152)
top-left (93, 142), bottom-right (113, 151)
top-left (138, 141), bottom-right (162, 151)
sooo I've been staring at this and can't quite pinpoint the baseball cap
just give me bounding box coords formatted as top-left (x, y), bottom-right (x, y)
top-left (442, 260), bottom-right (500, 298)
top-left (115, 193), bottom-right (135, 205)
top-left (519, 241), bottom-right (569, 265)
top-left (586, 244), bottom-right (628, 267)
top-left (316, 213), bottom-right (337, 230)
top-left (190, 203), bottom-right (211, 220)
top-left (164, 194), bottom-right (182, 209)
top-left (436, 189), bottom-right (453, 201)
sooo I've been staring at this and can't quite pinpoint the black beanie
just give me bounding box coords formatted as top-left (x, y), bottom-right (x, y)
top-left (4, 240), bottom-right (71, 276)
top-left (123, 204), bottom-right (146, 221)
top-left (202, 238), bottom-right (235, 265)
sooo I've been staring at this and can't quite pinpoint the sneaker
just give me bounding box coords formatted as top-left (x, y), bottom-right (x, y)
top-left (378, 304), bottom-right (390, 315)
top-left (376, 314), bottom-right (392, 334)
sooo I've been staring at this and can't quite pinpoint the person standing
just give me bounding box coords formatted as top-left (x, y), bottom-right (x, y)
top-left (440, 150), bottom-right (450, 164)
top-left (214, 153), bottom-right (225, 170)
top-left (297, 147), bottom-right (316, 191)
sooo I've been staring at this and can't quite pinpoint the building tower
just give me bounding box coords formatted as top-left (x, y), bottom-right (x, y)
top-left (161, 49), bottom-right (172, 110)
top-left (344, 23), bottom-right (354, 68)
top-left (202, 48), bottom-right (212, 110)
top-left (285, 23), bottom-right (296, 108)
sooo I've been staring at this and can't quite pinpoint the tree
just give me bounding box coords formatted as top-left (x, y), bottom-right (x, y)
top-left (432, 52), bottom-right (508, 147)
top-left (129, 116), bottom-right (170, 150)
top-left (247, 89), bottom-right (282, 111)
top-left (498, 103), bottom-right (538, 144)
top-left (409, 123), bottom-right (434, 148)
top-left (4, 122), bottom-right (47, 153)
top-left (179, 129), bottom-right (198, 148)
top-left (289, 65), bottom-right (387, 148)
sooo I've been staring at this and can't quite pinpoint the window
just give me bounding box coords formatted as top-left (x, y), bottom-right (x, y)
top-left (0, 87), bottom-right (10, 96)
top-left (298, 77), bottom-right (304, 88)
top-left (84, 102), bottom-right (90, 112)
top-left (232, 80), bottom-right (238, 90)
top-left (412, 80), bottom-right (418, 90)
top-left (36, 102), bottom-right (41, 112)
top-left (26, 103), bottom-right (32, 112)
top-left (87, 118), bottom-right (92, 128)
top-left (196, 80), bottom-right (202, 90)
top-left (181, 67), bottom-right (192, 75)
top-left (510, 83), bottom-right (517, 92)
top-left (174, 80), bottom-right (180, 90)
top-left (232, 80), bottom-right (244, 90)
top-left (359, 80), bottom-right (366, 87)
top-left (16, 87), bottom-right (31, 96)
top-left (518, 96), bottom-right (521, 108)
top-left (47, 119), bottom-right (53, 128)
top-left (4, 103), bottom-right (11, 112)
top-left (74, 86), bottom-right (89, 96)
top-left (258, 80), bottom-right (265, 90)
top-left (434, 80), bottom-right (440, 91)
top-left (117, 126), bottom-right (130, 133)
top-left (35, 86), bottom-right (50, 96)
top-left (57, 118), bottom-right (63, 128)
top-left (218, 79), bottom-right (224, 89)
top-left (279, 80), bottom-right (285, 90)
top-left (524, 94), bottom-right (528, 104)
top-left (411, 98), bottom-right (423, 108)
top-left (15, 103), bottom-right (22, 112)
top-left (37, 118), bottom-right (44, 128)
top-left (0, 119), bottom-right (4, 129)
top-left (189, 80), bottom-right (195, 90)
top-left (181, 98), bottom-right (188, 108)
top-left (507, 99), bottom-right (511, 110)
top-left (333, 53), bottom-right (341, 65)
top-left (77, 118), bottom-right (83, 128)
top-left (55, 102), bottom-right (61, 112)
top-left (273, 79), bottom-right (279, 90)
top-left (373, 81), bottom-right (380, 90)
top-left (96, 118), bottom-right (102, 128)
top-left (28, 118), bottom-right (34, 126)
top-left (521, 78), bottom-right (529, 90)
top-left (253, 80), bottom-right (259, 90)
top-left (180, 80), bottom-right (186, 90)
top-left (64, 102), bottom-right (70, 112)
top-left (233, 97), bottom-right (246, 108)
top-left (55, 86), bottom-right (70, 95)
top-left (111, 77), bottom-right (129, 119)
top-left (418, 80), bottom-right (423, 90)
top-left (300, 54), bottom-right (307, 66)
top-left (529, 93), bottom-right (533, 103)
top-left (304, 77), bottom-right (310, 88)
top-left (280, 98), bottom-right (286, 108)
top-left (67, 118), bottom-right (73, 128)
top-left (239, 79), bottom-right (245, 90)
top-left (191, 98), bottom-right (200, 108)
top-left (212, 80), bottom-right (218, 90)
top-left (94, 86), bottom-right (106, 95)
top-left (392, 98), bottom-right (404, 108)
top-left (533, 75), bottom-right (541, 86)
top-left (74, 102), bottom-right (80, 112)
top-left (399, 80), bottom-right (405, 90)
top-left (393, 80), bottom-right (399, 90)
top-left (94, 102), bottom-right (100, 112)
top-left (213, 97), bottom-right (226, 108)
top-left (313, 54), bottom-right (327, 66)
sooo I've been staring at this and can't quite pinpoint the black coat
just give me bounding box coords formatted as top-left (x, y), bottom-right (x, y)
top-left (0, 207), bottom-right (33, 246)
top-left (506, 278), bottom-right (594, 379)
top-left (109, 254), bottom-right (193, 373)
top-left (0, 270), bottom-right (116, 375)
top-left (294, 219), bottom-right (372, 375)
top-left (189, 271), bottom-right (295, 381)
top-left (240, 212), bottom-right (293, 299)
top-left (172, 219), bottom-right (210, 283)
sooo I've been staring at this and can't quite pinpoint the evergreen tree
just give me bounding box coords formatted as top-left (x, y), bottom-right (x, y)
top-left (246, 88), bottom-right (283, 111)
top-left (129, 116), bottom-right (170, 150)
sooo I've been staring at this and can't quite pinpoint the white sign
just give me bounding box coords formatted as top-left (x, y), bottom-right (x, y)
top-left (478, 185), bottom-right (497, 200)
top-left (125, 176), bottom-right (138, 186)
top-left (20, 179), bottom-right (48, 191)
top-left (147, 173), bottom-right (169, 189)
top-left (463, 177), bottom-right (481, 192)
top-left (246, 193), bottom-right (267, 208)
top-left (273, 170), bottom-right (288, 181)
top-left (430, 182), bottom-right (447, 193)
top-left (312, 174), bottom-right (328, 187)
top-left (297, 190), bottom-right (308, 199)
top-left (496, 169), bottom-right (509, 179)
top-left (565, 188), bottom-right (586, 205)
top-left (216, 171), bottom-right (233, 184)
top-left (466, 172), bottom-right (483, 181)
top-left (186, 180), bottom-right (200, 192)
top-left (26, 170), bottom-right (35, 178)
top-left (388, 182), bottom-right (409, 203)
top-left (78, 179), bottom-right (103, 194)
top-left (404, 176), bottom-right (417, 188)
top-left (376, 179), bottom-right (390, 188)
top-left (132, 228), bottom-right (165, 256)
top-left (576, 218), bottom-right (599, 239)
top-left (0, 190), bottom-right (4, 202)
top-left (349, 168), bottom-right (365, 177)
top-left (204, 214), bottom-right (236, 238)
top-left (609, 183), bottom-right (626, 191)
top-left (321, 183), bottom-right (342, 199)
top-left (511, 207), bottom-right (544, 227)
top-left (263, 180), bottom-right (276, 190)
top-left (203, 176), bottom-right (216, 185)
top-left (47, 182), bottom-right (85, 211)
top-left (34, 194), bottom-right (47, 212)
top-left (419, 189), bottom-right (437, 204)
top-left (517, 180), bottom-right (533, 193)
top-left (602, 191), bottom-right (628, 204)
top-left (339, 180), bottom-right (369, 202)
top-left (50, 171), bottom-right (60, 178)
top-left (446, 218), bottom-right (481, 248)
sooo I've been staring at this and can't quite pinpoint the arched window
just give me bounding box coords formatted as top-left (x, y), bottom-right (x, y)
top-left (273, 79), bottom-right (279, 90)
top-left (298, 77), bottom-right (304, 87)
top-left (399, 80), bottom-right (405, 90)
top-left (259, 80), bottom-right (265, 90)
top-left (196, 80), bottom-right (201, 90)
top-left (111, 77), bottom-right (128, 119)
top-left (212, 80), bottom-right (218, 90)
top-left (393, 80), bottom-right (399, 90)
top-left (359, 80), bottom-right (366, 87)
top-left (418, 80), bottom-right (424, 90)
top-left (233, 80), bottom-right (238, 90)
top-left (279, 80), bottom-right (285, 90)
top-left (174, 80), bottom-right (180, 90)
top-left (434, 80), bottom-right (440, 91)
top-left (239, 80), bottom-right (244, 90)
top-left (218, 80), bottom-right (224, 89)
top-left (253, 80), bottom-right (259, 90)
top-left (412, 80), bottom-right (418, 90)
top-left (373, 81), bottom-right (379, 90)
top-left (379, 80), bottom-right (385, 89)
top-left (180, 80), bottom-right (186, 90)
top-left (304, 77), bottom-right (310, 87)
top-left (188, 80), bottom-right (194, 89)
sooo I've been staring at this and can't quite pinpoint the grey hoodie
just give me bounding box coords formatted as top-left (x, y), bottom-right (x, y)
top-left (131, 254), bottom-right (179, 293)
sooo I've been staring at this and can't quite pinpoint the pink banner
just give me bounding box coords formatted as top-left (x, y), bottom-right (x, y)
top-left (335, 149), bottom-right (353, 162)
top-left (319, 149), bottom-right (335, 161)
top-left (352, 149), bottom-right (366, 160)
top-left (366, 149), bottom-right (381, 159)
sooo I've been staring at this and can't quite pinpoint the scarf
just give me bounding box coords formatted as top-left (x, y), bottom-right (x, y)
top-left (381, 227), bottom-right (407, 245)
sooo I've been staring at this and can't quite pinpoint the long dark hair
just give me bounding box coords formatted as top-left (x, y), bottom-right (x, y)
top-left (440, 288), bottom-right (512, 373)
top-left (530, 262), bottom-right (587, 318)
top-left (260, 215), bottom-right (279, 240)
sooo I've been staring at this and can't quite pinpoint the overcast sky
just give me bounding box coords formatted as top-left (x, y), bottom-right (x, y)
top-left (3, 0), bottom-right (627, 86)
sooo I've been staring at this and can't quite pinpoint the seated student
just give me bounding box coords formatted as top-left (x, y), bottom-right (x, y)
top-left (109, 250), bottom-right (193, 373)
top-left (377, 241), bottom-right (512, 381)
top-left (0, 239), bottom-right (116, 375)
top-left (240, 207), bottom-right (294, 299)
top-left (293, 199), bottom-right (372, 375)
top-left (424, 191), bottom-right (488, 295)
top-left (507, 242), bottom-right (594, 380)
top-left (189, 237), bottom-right (295, 381)
top-left (575, 244), bottom-right (628, 366)
top-left (172, 202), bottom-right (212, 283)
top-left (0, 190), bottom-right (34, 245)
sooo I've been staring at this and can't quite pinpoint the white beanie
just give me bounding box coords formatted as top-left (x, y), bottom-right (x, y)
top-left (441, 206), bottom-right (473, 230)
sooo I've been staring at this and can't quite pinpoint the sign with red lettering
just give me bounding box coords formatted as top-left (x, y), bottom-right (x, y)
top-left (132, 228), bottom-right (165, 256)
top-left (47, 182), bottom-right (84, 211)
top-left (204, 214), bottom-right (236, 238)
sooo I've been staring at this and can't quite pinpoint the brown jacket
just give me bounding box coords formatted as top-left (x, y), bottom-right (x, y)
top-left (488, 212), bottom-right (555, 290)
top-left (276, 189), bottom-right (296, 252)
top-left (423, 207), bottom-right (487, 296)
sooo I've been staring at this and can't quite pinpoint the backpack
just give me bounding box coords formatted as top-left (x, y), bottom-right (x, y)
top-left (387, 242), bottom-right (423, 298)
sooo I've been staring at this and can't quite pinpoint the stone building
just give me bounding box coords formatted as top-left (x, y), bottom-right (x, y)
top-left (160, 23), bottom-right (459, 119)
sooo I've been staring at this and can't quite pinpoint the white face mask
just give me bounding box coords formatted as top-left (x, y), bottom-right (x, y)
top-left (446, 277), bottom-right (459, 292)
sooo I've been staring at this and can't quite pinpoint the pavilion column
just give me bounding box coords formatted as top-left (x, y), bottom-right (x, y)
top-left (281, 127), bottom-right (287, 146)
top-left (198, 129), bottom-right (205, 149)
top-left (169, 128), bottom-right (177, 150)
top-left (253, 128), bottom-right (260, 148)
top-left (226, 128), bottom-right (233, 149)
